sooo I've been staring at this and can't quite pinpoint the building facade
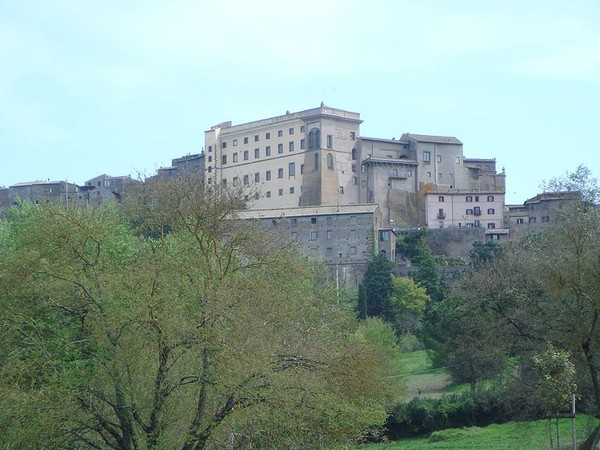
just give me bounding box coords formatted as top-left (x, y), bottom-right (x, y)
top-left (205, 106), bottom-right (362, 209)
top-left (236, 204), bottom-right (393, 289)
top-left (505, 191), bottom-right (581, 239)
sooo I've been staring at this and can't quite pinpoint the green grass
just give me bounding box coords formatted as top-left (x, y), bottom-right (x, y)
top-left (351, 416), bottom-right (599, 450)
top-left (397, 350), bottom-right (464, 400)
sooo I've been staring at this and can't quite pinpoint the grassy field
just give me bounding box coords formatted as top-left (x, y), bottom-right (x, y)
top-left (396, 350), bottom-right (464, 400)
top-left (358, 350), bottom-right (600, 449)
top-left (353, 416), bottom-right (599, 450)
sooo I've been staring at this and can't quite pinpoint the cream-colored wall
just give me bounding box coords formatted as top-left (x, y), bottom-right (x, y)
top-left (425, 192), bottom-right (505, 229)
top-left (207, 107), bottom-right (361, 210)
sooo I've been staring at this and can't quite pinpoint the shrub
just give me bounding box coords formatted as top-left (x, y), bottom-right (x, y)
top-left (385, 388), bottom-right (513, 439)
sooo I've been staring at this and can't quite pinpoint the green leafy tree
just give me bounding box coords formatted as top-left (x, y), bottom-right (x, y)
top-left (397, 230), bottom-right (443, 302)
top-left (0, 175), bottom-right (397, 449)
top-left (469, 240), bottom-right (502, 269)
top-left (389, 276), bottom-right (430, 335)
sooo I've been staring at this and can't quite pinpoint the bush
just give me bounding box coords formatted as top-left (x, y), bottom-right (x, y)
top-left (385, 388), bottom-right (513, 439)
top-left (398, 333), bottom-right (424, 352)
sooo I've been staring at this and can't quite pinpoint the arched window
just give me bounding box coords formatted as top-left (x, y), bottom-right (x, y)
top-left (327, 153), bottom-right (334, 170)
top-left (351, 148), bottom-right (357, 160)
top-left (308, 128), bottom-right (320, 149)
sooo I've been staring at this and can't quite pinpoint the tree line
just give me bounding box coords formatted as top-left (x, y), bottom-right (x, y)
top-left (0, 174), bottom-right (401, 449)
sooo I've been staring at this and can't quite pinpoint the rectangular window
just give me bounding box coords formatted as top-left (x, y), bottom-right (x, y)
top-left (361, 180), bottom-right (366, 188)
top-left (233, 139), bottom-right (238, 146)
top-left (221, 141), bottom-right (227, 149)
top-left (289, 162), bottom-right (295, 177)
top-left (475, 196), bottom-right (479, 201)
top-left (488, 223), bottom-right (496, 229)
top-left (456, 156), bottom-right (460, 164)
top-left (243, 150), bottom-right (249, 161)
top-left (289, 141), bottom-right (294, 151)
top-left (208, 156), bottom-right (212, 162)
top-left (529, 217), bottom-right (537, 223)
top-left (351, 164), bottom-right (357, 173)
top-left (233, 177), bottom-right (239, 187)
top-left (474, 206), bottom-right (481, 216)
top-left (255, 172), bottom-right (260, 183)
top-left (254, 135), bottom-right (259, 142)
top-left (517, 218), bottom-right (524, 224)
top-left (466, 209), bottom-right (473, 215)
top-left (244, 137), bottom-right (248, 144)
top-left (233, 152), bottom-right (238, 162)
top-left (350, 131), bottom-right (356, 140)
top-left (392, 169), bottom-right (398, 177)
top-left (290, 186), bottom-right (295, 194)
top-left (439, 196), bottom-right (444, 202)
top-left (265, 146), bottom-right (271, 156)
top-left (291, 218), bottom-right (297, 227)
top-left (423, 151), bottom-right (430, 162)
top-left (289, 127), bottom-right (294, 135)
top-left (326, 230), bottom-right (332, 240)
top-left (208, 145), bottom-right (212, 152)
top-left (326, 216), bottom-right (332, 226)
top-left (300, 139), bottom-right (306, 149)
top-left (266, 191), bottom-right (271, 198)
top-left (266, 170), bottom-right (271, 181)
top-left (278, 130), bottom-right (283, 137)
top-left (466, 195), bottom-right (473, 202)
top-left (292, 231), bottom-right (298, 240)
top-left (350, 216), bottom-right (357, 225)
top-left (379, 230), bottom-right (390, 241)
top-left (326, 134), bottom-right (333, 148)
top-left (265, 132), bottom-right (271, 140)
top-left (300, 164), bottom-right (304, 174)
top-left (221, 155), bottom-right (227, 165)
top-left (278, 168), bottom-right (284, 178)
top-left (438, 208), bottom-right (445, 218)
top-left (326, 247), bottom-right (333, 256)
top-left (278, 188), bottom-right (284, 196)
top-left (487, 195), bottom-right (494, 202)
top-left (487, 208), bottom-right (495, 214)
top-left (300, 125), bottom-right (305, 132)
top-left (311, 217), bottom-right (317, 224)
top-left (310, 230), bottom-right (317, 241)
top-left (243, 175), bottom-right (249, 185)
top-left (254, 148), bottom-right (260, 158)
top-left (352, 176), bottom-right (357, 185)
top-left (437, 155), bottom-right (442, 162)
top-left (278, 143), bottom-right (283, 154)
top-left (542, 216), bottom-right (550, 223)
top-left (339, 186), bottom-right (344, 194)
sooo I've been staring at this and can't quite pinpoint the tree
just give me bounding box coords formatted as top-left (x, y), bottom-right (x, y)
top-left (540, 164), bottom-right (599, 204)
top-left (469, 240), bottom-right (502, 269)
top-left (432, 203), bottom-right (600, 412)
top-left (0, 175), bottom-right (397, 449)
top-left (388, 276), bottom-right (430, 335)
top-left (359, 251), bottom-right (395, 319)
top-left (396, 230), bottom-right (443, 302)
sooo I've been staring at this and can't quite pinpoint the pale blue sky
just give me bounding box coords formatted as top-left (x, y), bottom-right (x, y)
top-left (1, 0), bottom-right (599, 203)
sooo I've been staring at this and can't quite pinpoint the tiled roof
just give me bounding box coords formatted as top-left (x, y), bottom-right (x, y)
top-left (402, 133), bottom-right (462, 144)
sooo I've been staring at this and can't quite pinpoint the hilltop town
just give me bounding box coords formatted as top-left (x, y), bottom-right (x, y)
top-left (0, 105), bottom-right (578, 287)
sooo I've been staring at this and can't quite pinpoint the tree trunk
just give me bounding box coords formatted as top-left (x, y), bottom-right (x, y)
top-left (582, 340), bottom-right (600, 414)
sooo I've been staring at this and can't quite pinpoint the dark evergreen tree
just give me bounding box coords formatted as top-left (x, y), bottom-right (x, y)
top-left (359, 252), bottom-right (395, 319)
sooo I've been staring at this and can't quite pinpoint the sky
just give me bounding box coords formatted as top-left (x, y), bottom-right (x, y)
top-left (1, 0), bottom-right (599, 204)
